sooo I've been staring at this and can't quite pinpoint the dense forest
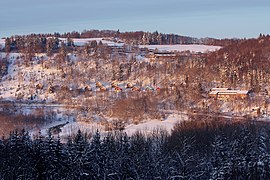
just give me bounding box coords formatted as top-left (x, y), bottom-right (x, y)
top-left (207, 34), bottom-right (270, 93)
top-left (0, 118), bottom-right (270, 179)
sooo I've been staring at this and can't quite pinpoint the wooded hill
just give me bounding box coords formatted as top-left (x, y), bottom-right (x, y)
top-left (207, 34), bottom-right (270, 93)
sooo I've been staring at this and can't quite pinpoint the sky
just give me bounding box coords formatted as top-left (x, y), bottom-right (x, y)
top-left (0, 0), bottom-right (270, 39)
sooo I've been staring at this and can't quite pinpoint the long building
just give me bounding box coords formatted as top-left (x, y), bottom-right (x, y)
top-left (209, 88), bottom-right (250, 100)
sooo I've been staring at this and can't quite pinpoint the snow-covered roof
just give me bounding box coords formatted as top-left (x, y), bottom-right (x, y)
top-left (209, 91), bottom-right (218, 95)
top-left (236, 90), bottom-right (249, 94)
top-left (209, 89), bottom-right (249, 95)
top-left (211, 88), bottom-right (229, 91)
top-left (155, 54), bottom-right (177, 57)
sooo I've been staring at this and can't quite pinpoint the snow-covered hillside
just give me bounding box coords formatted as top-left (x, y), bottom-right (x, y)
top-left (0, 36), bottom-right (226, 138)
top-left (0, 53), bottom-right (59, 102)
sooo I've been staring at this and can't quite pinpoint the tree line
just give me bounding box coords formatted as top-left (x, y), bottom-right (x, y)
top-left (1, 29), bottom-right (241, 53)
top-left (4, 35), bottom-right (74, 54)
top-left (1, 118), bottom-right (270, 179)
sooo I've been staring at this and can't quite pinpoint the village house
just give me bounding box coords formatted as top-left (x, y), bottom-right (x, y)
top-left (209, 88), bottom-right (250, 100)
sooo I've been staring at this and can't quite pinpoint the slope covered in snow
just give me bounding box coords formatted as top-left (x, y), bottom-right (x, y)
top-left (124, 113), bottom-right (188, 136)
top-left (0, 36), bottom-right (225, 138)
top-left (0, 52), bottom-right (59, 102)
top-left (57, 112), bottom-right (189, 138)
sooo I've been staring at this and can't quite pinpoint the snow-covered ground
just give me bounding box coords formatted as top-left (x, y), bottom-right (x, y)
top-left (0, 53), bottom-right (58, 101)
top-left (124, 113), bottom-right (188, 136)
top-left (59, 121), bottom-right (104, 137)
top-left (139, 44), bottom-right (221, 53)
top-left (59, 38), bottom-right (124, 47)
top-left (29, 111), bottom-right (75, 136)
top-left (58, 112), bottom-right (189, 139)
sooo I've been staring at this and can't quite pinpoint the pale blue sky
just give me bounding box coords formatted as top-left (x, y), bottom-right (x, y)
top-left (0, 0), bottom-right (270, 38)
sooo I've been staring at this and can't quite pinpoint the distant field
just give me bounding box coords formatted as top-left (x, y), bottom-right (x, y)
top-left (59, 37), bottom-right (124, 47)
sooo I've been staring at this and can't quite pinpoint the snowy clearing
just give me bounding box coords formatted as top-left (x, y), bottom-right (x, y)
top-left (59, 38), bottom-right (124, 47)
top-left (58, 112), bottom-right (189, 139)
top-left (139, 44), bottom-right (221, 53)
top-left (124, 113), bottom-right (188, 136)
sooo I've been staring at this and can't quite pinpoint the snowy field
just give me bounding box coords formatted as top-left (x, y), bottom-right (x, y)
top-left (59, 38), bottom-right (124, 47)
top-left (139, 44), bottom-right (221, 53)
top-left (124, 113), bottom-right (188, 136)
top-left (28, 111), bottom-right (189, 138)
top-left (58, 112), bottom-right (189, 138)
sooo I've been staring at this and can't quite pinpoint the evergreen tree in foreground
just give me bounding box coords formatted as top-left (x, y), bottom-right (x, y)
top-left (0, 120), bottom-right (270, 179)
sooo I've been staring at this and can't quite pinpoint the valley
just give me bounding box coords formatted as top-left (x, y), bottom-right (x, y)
top-left (1, 31), bottom-right (269, 138)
